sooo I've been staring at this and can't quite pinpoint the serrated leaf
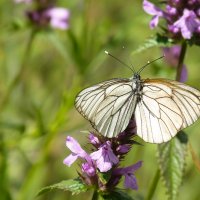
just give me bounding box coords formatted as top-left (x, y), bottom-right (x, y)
top-left (157, 136), bottom-right (187, 200)
top-left (101, 188), bottom-right (134, 200)
top-left (132, 34), bottom-right (173, 54)
top-left (36, 178), bottom-right (88, 197)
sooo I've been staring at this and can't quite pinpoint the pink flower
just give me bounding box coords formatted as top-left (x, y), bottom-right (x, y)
top-left (111, 161), bottom-right (142, 190)
top-left (174, 9), bottom-right (200, 39)
top-left (90, 141), bottom-right (119, 172)
top-left (45, 8), bottom-right (70, 30)
top-left (143, 0), bottom-right (165, 29)
top-left (82, 163), bottom-right (96, 177)
top-left (63, 136), bottom-right (90, 166)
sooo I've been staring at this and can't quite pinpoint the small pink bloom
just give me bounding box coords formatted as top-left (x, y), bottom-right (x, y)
top-left (143, 0), bottom-right (165, 29)
top-left (45, 8), bottom-right (70, 30)
top-left (90, 141), bottom-right (119, 172)
top-left (63, 136), bottom-right (89, 166)
top-left (174, 9), bottom-right (200, 39)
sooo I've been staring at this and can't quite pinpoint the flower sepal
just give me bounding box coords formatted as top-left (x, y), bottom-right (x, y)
top-left (97, 170), bottom-right (112, 185)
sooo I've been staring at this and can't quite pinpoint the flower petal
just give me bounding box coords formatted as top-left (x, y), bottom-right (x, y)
top-left (66, 136), bottom-right (87, 157)
top-left (124, 174), bottom-right (138, 190)
top-left (174, 9), bottom-right (200, 39)
top-left (143, 0), bottom-right (163, 16)
top-left (63, 154), bottom-right (78, 166)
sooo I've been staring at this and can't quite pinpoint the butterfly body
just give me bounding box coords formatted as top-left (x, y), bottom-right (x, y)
top-left (75, 75), bottom-right (200, 144)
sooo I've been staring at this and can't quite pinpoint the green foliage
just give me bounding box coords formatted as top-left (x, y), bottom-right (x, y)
top-left (132, 34), bottom-right (174, 55)
top-left (37, 178), bottom-right (88, 196)
top-left (157, 134), bottom-right (188, 200)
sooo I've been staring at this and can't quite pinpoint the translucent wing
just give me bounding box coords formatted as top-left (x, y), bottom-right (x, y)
top-left (75, 78), bottom-right (137, 137)
top-left (135, 79), bottom-right (200, 143)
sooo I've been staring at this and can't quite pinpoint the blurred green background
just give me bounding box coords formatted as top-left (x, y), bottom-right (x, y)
top-left (0, 0), bottom-right (200, 200)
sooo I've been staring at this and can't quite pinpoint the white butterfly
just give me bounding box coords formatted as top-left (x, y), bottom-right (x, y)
top-left (75, 55), bottom-right (200, 144)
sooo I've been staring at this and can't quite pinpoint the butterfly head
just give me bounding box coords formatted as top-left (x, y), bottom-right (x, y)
top-left (133, 73), bottom-right (141, 80)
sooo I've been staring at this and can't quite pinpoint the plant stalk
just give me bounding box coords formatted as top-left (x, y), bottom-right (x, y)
top-left (0, 29), bottom-right (36, 111)
top-left (145, 169), bottom-right (160, 200)
top-left (92, 190), bottom-right (98, 200)
top-left (175, 41), bottom-right (187, 81)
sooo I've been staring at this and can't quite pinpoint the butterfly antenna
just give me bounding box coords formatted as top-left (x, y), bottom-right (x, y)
top-left (105, 51), bottom-right (134, 73)
top-left (137, 55), bottom-right (165, 74)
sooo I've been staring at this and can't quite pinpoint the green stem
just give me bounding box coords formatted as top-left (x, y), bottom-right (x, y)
top-left (0, 29), bottom-right (37, 111)
top-left (175, 41), bottom-right (187, 81)
top-left (145, 169), bottom-right (160, 200)
top-left (92, 190), bottom-right (98, 200)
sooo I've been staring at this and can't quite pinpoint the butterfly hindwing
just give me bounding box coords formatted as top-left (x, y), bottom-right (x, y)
top-left (136, 79), bottom-right (200, 143)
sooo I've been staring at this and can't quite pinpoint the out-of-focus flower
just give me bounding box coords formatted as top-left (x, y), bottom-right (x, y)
top-left (143, 0), bottom-right (200, 42)
top-left (90, 141), bottom-right (119, 172)
top-left (163, 45), bottom-right (188, 82)
top-left (44, 8), bottom-right (70, 30)
top-left (15, 0), bottom-right (70, 30)
top-left (15, 0), bottom-right (32, 3)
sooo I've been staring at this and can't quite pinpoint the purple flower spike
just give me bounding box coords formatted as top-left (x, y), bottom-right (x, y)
top-left (63, 136), bottom-right (89, 166)
top-left (114, 161), bottom-right (142, 190)
top-left (90, 141), bottom-right (119, 172)
top-left (174, 9), bottom-right (200, 39)
top-left (143, 0), bottom-right (164, 29)
top-left (45, 8), bottom-right (70, 30)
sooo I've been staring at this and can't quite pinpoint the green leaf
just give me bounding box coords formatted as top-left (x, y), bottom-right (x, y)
top-left (157, 135), bottom-right (187, 200)
top-left (101, 188), bottom-right (134, 200)
top-left (132, 34), bottom-right (174, 54)
top-left (36, 178), bottom-right (88, 197)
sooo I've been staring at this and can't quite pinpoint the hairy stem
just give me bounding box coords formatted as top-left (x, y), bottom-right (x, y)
top-left (175, 41), bottom-right (187, 81)
top-left (145, 169), bottom-right (160, 200)
top-left (0, 29), bottom-right (36, 111)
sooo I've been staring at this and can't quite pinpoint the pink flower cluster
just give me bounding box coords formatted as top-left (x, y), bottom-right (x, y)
top-left (143, 0), bottom-right (200, 40)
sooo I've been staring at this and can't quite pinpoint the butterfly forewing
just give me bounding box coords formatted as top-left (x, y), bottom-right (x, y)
top-left (75, 78), bottom-right (137, 137)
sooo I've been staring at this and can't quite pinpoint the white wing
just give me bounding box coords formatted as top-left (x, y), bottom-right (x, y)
top-left (75, 78), bottom-right (137, 137)
top-left (135, 79), bottom-right (200, 143)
